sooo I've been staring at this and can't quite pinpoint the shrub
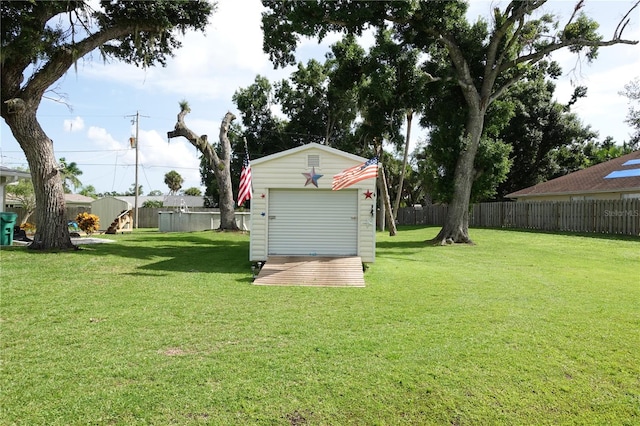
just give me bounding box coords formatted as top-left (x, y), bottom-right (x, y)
top-left (75, 212), bottom-right (100, 235)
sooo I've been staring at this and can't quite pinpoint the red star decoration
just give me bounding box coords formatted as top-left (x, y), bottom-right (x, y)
top-left (364, 189), bottom-right (374, 199)
top-left (261, 193), bottom-right (266, 198)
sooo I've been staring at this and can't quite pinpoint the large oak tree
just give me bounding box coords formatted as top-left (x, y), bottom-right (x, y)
top-left (261, 0), bottom-right (639, 244)
top-left (1, 0), bottom-right (213, 249)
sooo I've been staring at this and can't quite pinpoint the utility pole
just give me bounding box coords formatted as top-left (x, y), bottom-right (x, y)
top-left (134, 111), bottom-right (139, 229)
top-left (126, 111), bottom-right (149, 229)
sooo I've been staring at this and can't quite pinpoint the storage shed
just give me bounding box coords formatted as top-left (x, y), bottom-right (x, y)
top-left (91, 196), bottom-right (132, 230)
top-left (250, 143), bottom-right (377, 263)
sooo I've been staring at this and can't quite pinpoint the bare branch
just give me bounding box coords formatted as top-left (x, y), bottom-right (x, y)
top-left (565, 0), bottom-right (585, 29)
top-left (167, 105), bottom-right (220, 168)
top-left (614, 1), bottom-right (639, 39)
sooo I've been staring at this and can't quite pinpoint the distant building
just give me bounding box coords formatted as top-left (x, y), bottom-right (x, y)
top-left (507, 150), bottom-right (640, 202)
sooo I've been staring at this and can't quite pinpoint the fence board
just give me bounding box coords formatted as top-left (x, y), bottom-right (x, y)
top-left (398, 199), bottom-right (640, 237)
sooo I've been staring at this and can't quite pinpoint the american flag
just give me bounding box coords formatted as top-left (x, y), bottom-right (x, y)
top-left (332, 157), bottom-right (378, 191)
top-left (237, 146), bottom-right (252, 206)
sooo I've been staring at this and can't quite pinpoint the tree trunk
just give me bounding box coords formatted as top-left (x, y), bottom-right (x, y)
top-left (430, 107), bottom-right (484, 245)
top-left (393, 110), bottom-right (413, 221)
top-left (377, 165), bottom-right (397, 236)
top-left (4, 105), bottom-right (74, 250)
top-left (216, 113), bottom-right (239, 230)
top-left (167, 108), bottom-right (239, 231)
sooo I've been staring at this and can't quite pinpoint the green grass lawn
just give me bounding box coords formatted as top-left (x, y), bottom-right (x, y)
top-left (1, 227), bottom-right (638, 425)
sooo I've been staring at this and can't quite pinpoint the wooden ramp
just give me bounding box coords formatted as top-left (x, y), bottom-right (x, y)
top-left (253, 256), bottom-right (365, 287)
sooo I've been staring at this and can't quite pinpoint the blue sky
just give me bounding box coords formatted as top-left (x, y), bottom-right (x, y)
top-left (1, 0), bottom-right (638, 196)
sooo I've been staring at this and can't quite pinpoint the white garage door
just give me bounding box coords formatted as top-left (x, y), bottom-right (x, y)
top-left (268, 189), bottom-right (358, 256)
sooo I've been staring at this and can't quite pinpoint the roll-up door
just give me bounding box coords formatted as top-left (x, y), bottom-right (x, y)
top-left (268, 189), bottom-right (358, 256)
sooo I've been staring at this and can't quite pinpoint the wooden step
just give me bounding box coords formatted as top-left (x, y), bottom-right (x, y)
top-left (253, 256), bottom-right (365, 287)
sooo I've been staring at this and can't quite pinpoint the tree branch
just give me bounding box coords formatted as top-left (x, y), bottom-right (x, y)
top-left (565, 0), bottom-right (585, 29)
top-left (23, 22), bottom-right (166, 104)
top-left (436, 32), bottom-right (481, 109)
top-left (614, 1), bottom-right (639, 39)
top-left (486, 1), bottom-right (543, 82)
top-left (167, 106), bottom-right (221, 168)
top-left (498, 35), bottom-right (638, 74)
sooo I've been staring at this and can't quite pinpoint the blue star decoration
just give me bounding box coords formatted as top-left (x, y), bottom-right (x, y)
top-left (302, 167), bottom-right (323, 187)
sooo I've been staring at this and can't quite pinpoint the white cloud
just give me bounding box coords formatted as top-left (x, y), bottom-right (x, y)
top-left (137, 129), bottom-right (202, 188)
top-left (63, 116), bottom-right (85, 132)
top-left (87, 126), bottom-right (122, 149)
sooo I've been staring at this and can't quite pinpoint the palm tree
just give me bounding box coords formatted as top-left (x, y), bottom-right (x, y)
top-left (164, 170), bottom-right (184, 195)
top-left (58, 157), bottom-right (83, 193)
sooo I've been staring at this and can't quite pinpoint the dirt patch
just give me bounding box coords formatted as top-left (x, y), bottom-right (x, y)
top-left (159, 347), bottom-right (190, 356)
top-left (285, 410), bottom-right (312, 425)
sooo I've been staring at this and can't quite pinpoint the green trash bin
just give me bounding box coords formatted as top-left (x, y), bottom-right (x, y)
top-left (1, 212), bottom-right (18, 246)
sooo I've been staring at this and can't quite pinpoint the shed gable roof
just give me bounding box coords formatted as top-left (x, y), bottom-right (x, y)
top-left (507, 150), bottom-right (640, 198)
top-left (251, 143), bottom-right (367, 167)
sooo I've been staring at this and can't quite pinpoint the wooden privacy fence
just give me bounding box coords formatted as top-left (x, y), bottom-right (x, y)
top-left (5, 206), bottom-right (89, 227)
top-left (397, 199), bottom-right (640, 236)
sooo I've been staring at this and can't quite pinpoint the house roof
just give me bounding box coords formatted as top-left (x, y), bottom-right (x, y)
top-left (0, 166), bottom-right (31, 181)
top-left (65, 193), bottom-right (95, 204)
top-left (251, 142), bottom-right (368, 166)
top-left (507, 150), bottom-right (640, 198)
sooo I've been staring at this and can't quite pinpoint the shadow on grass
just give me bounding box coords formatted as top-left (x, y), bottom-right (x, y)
top-left (74, 231), bottom-right (252, 276)
top-left (375, 225), bottom-right (469, 254)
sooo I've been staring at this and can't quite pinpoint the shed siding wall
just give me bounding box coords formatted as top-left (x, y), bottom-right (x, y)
top-left (91, 198), bottom-right (131, 230)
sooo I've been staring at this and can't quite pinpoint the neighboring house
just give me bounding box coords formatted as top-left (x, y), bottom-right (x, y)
top-left (507, 150), bottom-right (640, 202)
top-left (250, 143), bottom-right (377, 263)
top-left (0, 166), bottom-right (31, 213)
top-left (114, 195), bottom-right (204, 209)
